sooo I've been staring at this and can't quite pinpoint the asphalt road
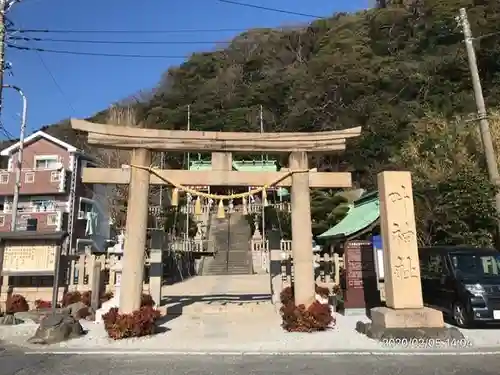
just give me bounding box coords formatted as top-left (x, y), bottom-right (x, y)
top-left (0, 349), bottom-right (499, 375)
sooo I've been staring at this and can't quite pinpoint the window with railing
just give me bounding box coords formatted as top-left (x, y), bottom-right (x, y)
top-left (31, 199), bottom-right (56, 212)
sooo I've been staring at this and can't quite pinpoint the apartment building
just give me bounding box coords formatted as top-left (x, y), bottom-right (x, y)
top-left (0, 130), bottom-right (111, 253)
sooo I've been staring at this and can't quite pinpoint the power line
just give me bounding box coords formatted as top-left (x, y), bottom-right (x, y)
top-left (216, 0), bottom-right (322, 18)
top-left (9, 27), bottom-right (249, 34)
top-left (32, 45), bottom-right (77, 113)
top-left (10, 36), bottom-right (228, 45)
top-left (0, 119), bottom-right (15, 139)
top-left (0, 0), bottom-right (9, 117)
top-left (28, 46), bottom-right (91, 148)
top-left (7, 43), bottom-right (188, 59)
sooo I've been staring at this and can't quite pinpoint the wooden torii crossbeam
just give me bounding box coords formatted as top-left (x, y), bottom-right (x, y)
top-left (72, 119), bottom-right (362, 313)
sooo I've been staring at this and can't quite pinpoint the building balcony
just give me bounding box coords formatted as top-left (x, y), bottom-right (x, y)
top-left (0, 168), bottom-right (67, 196)
top-left (0, 210), bottom-right (63, 232)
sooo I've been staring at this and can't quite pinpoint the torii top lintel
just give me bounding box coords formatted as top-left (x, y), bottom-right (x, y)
top-left (71, 119), bottom-right (361, 153)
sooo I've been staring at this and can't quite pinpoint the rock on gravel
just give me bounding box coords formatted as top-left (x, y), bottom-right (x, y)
top-left (15, 309), bottom-right (69, 324)
top-left (28, 314), bottom-right (85, 345)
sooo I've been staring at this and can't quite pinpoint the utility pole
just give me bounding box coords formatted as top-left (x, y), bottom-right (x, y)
top-left (0, 0), bottom-right (8, 114)
top-left (459, 8), bottom-right (500, 231)
top-left (260, 105), bottom-right (264, 162)
top-left (185, 104), bottom-right (190, 243)
top-left (4, 84), bottom-right (27, 231)
top-left (187, 104), bottom-right (190, 169)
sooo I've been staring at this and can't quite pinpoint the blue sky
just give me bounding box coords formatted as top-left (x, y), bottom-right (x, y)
top-left (1, 0), bottom-right (370, 139)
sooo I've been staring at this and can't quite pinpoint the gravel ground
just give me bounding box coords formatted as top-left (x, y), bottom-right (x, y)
top-left (1, 311), bottom-right (500, 353)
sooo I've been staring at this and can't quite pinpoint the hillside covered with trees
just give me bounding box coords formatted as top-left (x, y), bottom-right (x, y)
top-left (20, 0), bottom-right (500, 246)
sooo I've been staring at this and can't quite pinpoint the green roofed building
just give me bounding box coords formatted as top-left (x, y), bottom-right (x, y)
top-left (189, 159), bottom-right (278, 172)
top-left (188, 159), bottom-right (289, 197)
top-left (318, 191), bottom-right (380, 241)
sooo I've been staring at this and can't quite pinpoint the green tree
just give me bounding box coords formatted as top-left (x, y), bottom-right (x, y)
top-left (394, 115), bottom-right (497, 246)
top-left (311, 190), bottom-right (350, 237)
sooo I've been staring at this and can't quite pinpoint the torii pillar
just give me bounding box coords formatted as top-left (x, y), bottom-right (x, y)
top-left (289, 152), bottom-right (315, 306)
top-left (120, 148), bottom-right (151, 313)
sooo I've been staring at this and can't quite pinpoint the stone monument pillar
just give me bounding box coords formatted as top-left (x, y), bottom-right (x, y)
top-left (358, 171), bottom-right (463, 341)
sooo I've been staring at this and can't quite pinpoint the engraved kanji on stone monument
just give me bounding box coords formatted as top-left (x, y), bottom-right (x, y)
top-left (378, 171), bottom-right (423, 309)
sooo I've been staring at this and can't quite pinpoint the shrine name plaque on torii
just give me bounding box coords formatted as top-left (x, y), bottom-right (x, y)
top-left (72, 119), bottom-right (361, 313)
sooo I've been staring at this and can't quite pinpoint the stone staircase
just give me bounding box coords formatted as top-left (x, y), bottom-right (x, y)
top-left (202, 210), bottom-right (253, 275)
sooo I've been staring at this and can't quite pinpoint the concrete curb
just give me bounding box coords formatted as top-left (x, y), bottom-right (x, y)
top-left (23, 348), bottom-right (500, 356)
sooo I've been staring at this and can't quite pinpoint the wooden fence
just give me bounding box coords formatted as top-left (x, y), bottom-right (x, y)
top-left (66, 253), bottom-right (149, 294)
top-left (250, 239), bottom-right (343, 286)
top-left (66, 249), bottom-right (199, 293)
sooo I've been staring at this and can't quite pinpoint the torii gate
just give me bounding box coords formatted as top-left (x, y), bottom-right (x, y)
top-left (72, 119), bottom-right (361, 313)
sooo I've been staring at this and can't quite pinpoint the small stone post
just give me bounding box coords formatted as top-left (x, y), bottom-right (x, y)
top-left (90, 261), bottom-right (101, 313)
top-left (149, 230), bottom-right (165, 306)
top-left (333, 253), bottom-right (340, 285)
top-left (268, 230), bottom-right (283, 308)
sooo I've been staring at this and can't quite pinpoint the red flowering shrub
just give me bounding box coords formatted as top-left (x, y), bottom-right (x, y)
top-left (315, 285), bottom-right (330, 299)
top-left (6, 294), bottom-right (29, 314)
top-left (280, 286), bottom-right (294, 305)
top-left (34, 299), bottom-right (53, 309)
top-left (102, 307), bottom-right (119, 331)
top-left (102, 306), bottom-right (161, 340)
top-left (80, 291), bottom-right (91, 307)
top-left (61, 290), bottom-right (115, 308)
top-left (141, 294), bottom-right (155, 307)
top-left (279, 285), bottom-right (335, 332)
top-left (61, 291), bottom-right (82, 307)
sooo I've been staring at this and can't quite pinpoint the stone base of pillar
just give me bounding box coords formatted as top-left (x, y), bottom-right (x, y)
top-left (356, 307), bottom-right (466, 343)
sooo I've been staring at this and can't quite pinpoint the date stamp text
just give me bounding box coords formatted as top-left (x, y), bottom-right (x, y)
top-left (381, 338), bottom-right (472, 348)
